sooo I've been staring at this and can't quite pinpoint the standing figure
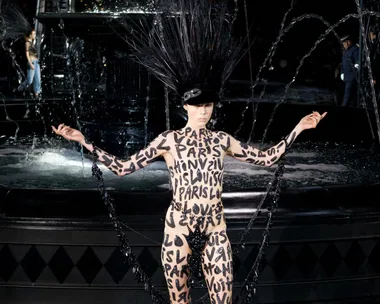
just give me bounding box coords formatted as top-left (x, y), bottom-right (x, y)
top-left (340, 35), bottom-right (359, 107)
top-left (52, 1), bottom-right (328, 302)
top-left (17, 29), bottom-right (41, 98)
top-left (52, 102), bottom-right (326, 304)
top-left (0, 3), bottom-right (41, 98)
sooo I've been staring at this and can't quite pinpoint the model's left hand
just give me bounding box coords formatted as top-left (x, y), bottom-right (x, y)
top-left (298, 111), bottom-right (327, 131)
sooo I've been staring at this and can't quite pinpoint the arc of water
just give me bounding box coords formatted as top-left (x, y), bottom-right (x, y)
top-left (0, 30), bottom-right (25, 142)
top-left (164, 85), bottom-right (171, 130)
top-left (248, 0), bottom-right (297, 144)
top-left (0, 93), bottom-right (20, 142)
top-left (355, 2), bottom-right (380, 143)
top-left (234, 0), bottom-right (296, 140)
top-left (52, 0), bottom-right (88, 173)
top-left (144, 73), bottom-right (151, 146)
top-left (91, 158), bottom-right (168, 304)
top-left (233, 163), bottom-right (284, 304)
top-left (231, 0), bottom-right (241, 27)
top-left (260, 13), bottom-right (361, 144)
top-left (243, 0), bottom-right (254, 102)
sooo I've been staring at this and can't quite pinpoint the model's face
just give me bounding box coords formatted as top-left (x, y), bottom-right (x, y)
top-left (184, 103), bottom-right (214, 128)
top-left (369, 32), bottom-right (376, 41)
top-left (30, 31), bottom-right (36, 40)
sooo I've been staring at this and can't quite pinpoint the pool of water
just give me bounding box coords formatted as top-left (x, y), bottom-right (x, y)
top-left (1, 136), bottom-right (379, 192)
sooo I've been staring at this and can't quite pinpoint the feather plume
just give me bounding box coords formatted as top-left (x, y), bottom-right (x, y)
top-left (114, 0), bottom-right (245, 102)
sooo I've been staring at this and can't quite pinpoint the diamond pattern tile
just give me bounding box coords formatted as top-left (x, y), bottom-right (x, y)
top-left (137, 247), bottom-right (160, 278)
top-left (243, 244), bottom-right (268, 278)
top-left (36, 245), bottom-right (59, 264)
top-left (48, 246), bottom-right (75, 283)
top-left (268, 244), bottom-right (292, 280)
top-left (344, 240), bottom-right (366, 274)
top-left (232, 250), bottom-right (246, 281)
top-left (319, 242), bottom-right (342, 277)
top-left (8, 245), bottom-right (32, 263)
top-left (20, 245), bottom-right (47, 283)
top-left (76, 246), bottom-right (103, 284)
top-left (0, 237), bottom-right (379, 288)
top-left (104, 247), bottom-right (130, 284)
top-left (295, 244), bottom-right (318, 278)
top-left (368, 239), bottom-right (380, 273)
top-left (0, 244), bottom-right (18, 281)
top-left (63, 246), bottom-right (88, 264)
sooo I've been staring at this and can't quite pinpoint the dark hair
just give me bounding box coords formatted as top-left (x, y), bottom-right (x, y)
top-left (1, 4), bottom-right (33, 42)
top-left (24, 29), bottom-right (35, 40)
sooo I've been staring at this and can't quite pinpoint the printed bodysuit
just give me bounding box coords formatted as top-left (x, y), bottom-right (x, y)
top-left (90, 126), bottom-right (296, 304)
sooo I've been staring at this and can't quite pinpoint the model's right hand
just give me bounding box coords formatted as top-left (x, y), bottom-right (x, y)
top-left (29, 63), bottom-right (35, 70)
top-left (52, 124), bottom-right (84, 143)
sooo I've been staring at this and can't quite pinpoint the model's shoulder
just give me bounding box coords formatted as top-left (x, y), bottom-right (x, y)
top-left (214, 130), bottom-right (231, 139)
top-left (159, 130), bottom-right (175, 138)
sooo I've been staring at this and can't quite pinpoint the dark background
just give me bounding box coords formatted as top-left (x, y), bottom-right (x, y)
top-left (1, 0), bottom-right (379, 152)
top-left (0, 0), bottom-right (370, 91)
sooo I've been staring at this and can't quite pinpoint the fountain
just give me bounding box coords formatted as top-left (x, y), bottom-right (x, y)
top-left (1, 0), bottom-right (380, 303)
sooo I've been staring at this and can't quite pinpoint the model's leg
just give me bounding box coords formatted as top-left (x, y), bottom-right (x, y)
top-left (18, 64), bottom-right (35, 91)
top-left (202, 229), bottom-right (233, 304)
top-left (161, 230), bottom-right (192, 304)
top-left (32, 60), bottom-right (41, 96)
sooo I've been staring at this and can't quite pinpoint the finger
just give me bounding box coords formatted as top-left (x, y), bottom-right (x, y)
top-left (61, 126), bottom-right (71, 133)
top-left (51, 126), bottom-right (58, 133)
top-left (57, 123), bottom-right (65, 131)
top-left (311, 113), bottom-right (322, 122)
top-left (61, 128), bottom-right (71, 136)
top-left (309, 116), bottom-right (319, 126)
top-left (309, 113), bottom-right (319, 120)
top-left (313, 112), bottom-right (326, 123)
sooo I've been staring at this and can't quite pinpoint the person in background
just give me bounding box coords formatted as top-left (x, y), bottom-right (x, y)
top-left (340, 35), bottom-right (359, 107)
top-left (17, 28), bottom-right (41, 99)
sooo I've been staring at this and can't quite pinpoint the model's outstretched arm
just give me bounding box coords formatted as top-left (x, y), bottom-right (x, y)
top-left (227, 111), bottom-right (327, 167)
top-left (52, 124), bottom-right (172, 176)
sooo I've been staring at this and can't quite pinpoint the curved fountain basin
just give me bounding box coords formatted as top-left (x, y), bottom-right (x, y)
top-left (0, 135), bottom-right (380, 303)
top-left (1, 89), bottom-right (380, 303)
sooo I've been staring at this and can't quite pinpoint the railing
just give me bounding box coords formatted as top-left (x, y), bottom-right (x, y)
top-left (37, 0), bottom-right (74, 14)
top-left (36, 0), bottom-right (153, 14)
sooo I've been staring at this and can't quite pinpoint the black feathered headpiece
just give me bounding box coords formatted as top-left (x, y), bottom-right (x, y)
top-left (0, 2), bottom-right (33, 43)
top-left (116, 0), bottom-right (245, 105)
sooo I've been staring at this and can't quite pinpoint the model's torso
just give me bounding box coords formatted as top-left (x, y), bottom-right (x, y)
top-left (164, 127), bottom-right (230, 206)
top-left (27, 40), bottom-right (38, 60)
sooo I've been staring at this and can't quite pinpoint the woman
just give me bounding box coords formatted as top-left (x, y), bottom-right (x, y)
top-left (17, 29), bottom-right (41, 98)
top-left (52, 90), bottom-right (326, 303)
